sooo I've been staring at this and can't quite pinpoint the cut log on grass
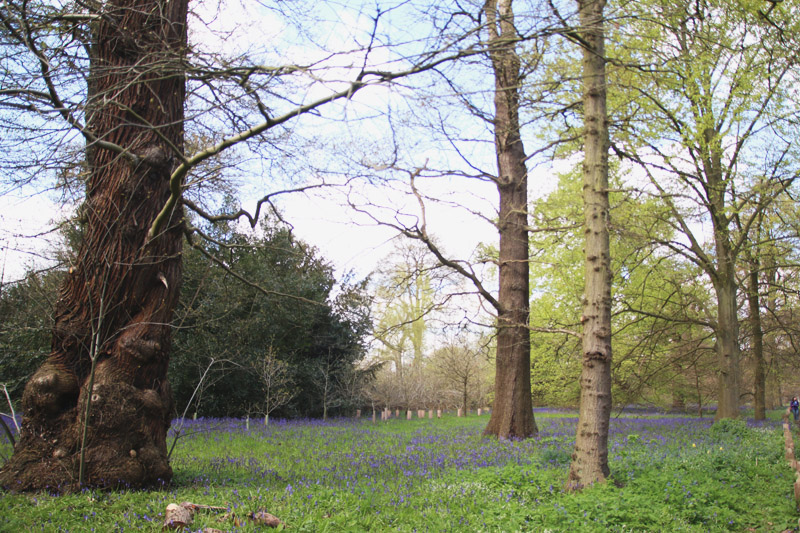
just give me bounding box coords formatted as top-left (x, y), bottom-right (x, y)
top-left (251, 510), bottom-right (283, 527)
top-left (163, 501), bottom-right (229, 529)
top-left (180, 502), bottom-right (228, 512)
top-left (164, 503), bottom-right (193, 529)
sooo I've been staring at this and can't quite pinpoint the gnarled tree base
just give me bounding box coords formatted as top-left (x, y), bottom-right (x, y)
top-left (0, 370), bottom-right (172, 493)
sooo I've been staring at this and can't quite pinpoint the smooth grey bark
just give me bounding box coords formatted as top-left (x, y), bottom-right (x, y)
top-left (567, 0), bottom-right (612, 490)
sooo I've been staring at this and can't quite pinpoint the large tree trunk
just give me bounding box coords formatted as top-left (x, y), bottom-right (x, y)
top-left (567, 0), bottom-right (612, 490)
top-left (714, 263), bottom-right (741, 420)
top-left (709, 144), bottom-right (740, 420)
top-left (701, 109), bottom-right (742, 420)
top-left (482, 0), bottom-right (536, 440)
top-left (0, 0), bottom-right (187, 492)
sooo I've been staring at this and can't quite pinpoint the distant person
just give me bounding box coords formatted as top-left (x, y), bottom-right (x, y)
top-left (791, 397), bottom-right (799, 422)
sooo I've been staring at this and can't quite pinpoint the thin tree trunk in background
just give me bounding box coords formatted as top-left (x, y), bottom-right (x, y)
top-left (567, 0), bottom-right (612, 490)
top-left (482, 0), bottom-right (536, 440)
top-left (695, 365), bottom-right (704, 417)
top-left (0, 0), bottom-right (187, 491)
top-left (748, 265), bottom-right (766, 420)
top-left (671, 388), bottom-right (686, 412)
top-left (764, 260), bottom-right (779, 410)
top-left (463, 379), bottom-right (469, 416)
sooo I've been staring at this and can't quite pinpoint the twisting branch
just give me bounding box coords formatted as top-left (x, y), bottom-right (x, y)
top-left (0, 2), bottom-right (136, 162)
top-left (406, 170), bottom-right (502, 312)
top-left (148, 44), bottom-right (490, 239)
top-left (183, 182), bottom-right (334, 228)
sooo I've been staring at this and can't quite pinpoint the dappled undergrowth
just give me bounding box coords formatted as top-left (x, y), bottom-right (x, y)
top-left (0, 412), bottom-right (795, 531)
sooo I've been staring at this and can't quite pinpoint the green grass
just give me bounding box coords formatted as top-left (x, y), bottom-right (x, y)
top-left (0, 412), bottom-right (796, 532)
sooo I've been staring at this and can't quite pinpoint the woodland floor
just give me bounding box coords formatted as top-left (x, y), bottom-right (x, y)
top-left (0, 409), bottom-right (797, 532)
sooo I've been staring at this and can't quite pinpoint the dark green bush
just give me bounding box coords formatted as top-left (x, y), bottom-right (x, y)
top-left (708, 418), bottom-right (749, 439)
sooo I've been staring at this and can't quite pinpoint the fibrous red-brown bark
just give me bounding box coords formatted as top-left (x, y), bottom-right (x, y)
top-left (482, 0), bottom-right (537, 440)
top-left (567, 0), bottom-right (612, 490)
top-left (0, 0), bottom-right (187, 492)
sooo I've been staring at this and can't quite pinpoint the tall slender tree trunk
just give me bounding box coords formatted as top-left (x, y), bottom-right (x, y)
top-left (747, 265), bottom-right (766, 420)
top-left (567, 0), bottom-right (612, 490)
top-left (764, 259), bottom-right (779, 410)
top-left (482, 0), bottom-right (536, 440)
top-left (411, 274), bottom-right (427, 368)
top-left (0, 0), bottom-right (187, 492)
top-left (463, 379), bottom-right (469, 416)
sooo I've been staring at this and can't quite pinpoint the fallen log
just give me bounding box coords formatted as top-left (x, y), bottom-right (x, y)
top-left (163, 502), bottom-right (284, 530)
